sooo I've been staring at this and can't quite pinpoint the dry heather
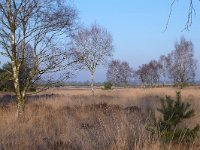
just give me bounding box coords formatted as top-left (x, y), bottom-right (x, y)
top-left (0, 87), bottom-right (200, 150)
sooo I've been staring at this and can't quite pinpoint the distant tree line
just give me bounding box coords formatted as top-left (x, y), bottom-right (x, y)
top-left (106, 36), bottom-right (197, 88)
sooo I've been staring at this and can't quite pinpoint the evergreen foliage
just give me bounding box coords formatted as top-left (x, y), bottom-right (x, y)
top-left (0, 62), bottom-right (36, 92)
top-left (146, 92), bottom-right (199, 143)
top-left (0, 63), bottom-right (13, 91)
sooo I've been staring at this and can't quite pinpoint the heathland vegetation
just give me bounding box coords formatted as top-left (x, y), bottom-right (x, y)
top-left (1, 88), bottom-right (200, 149)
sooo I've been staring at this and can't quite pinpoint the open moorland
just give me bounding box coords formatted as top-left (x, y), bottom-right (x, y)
top-left (0, 87), bottom-right (200, 150)
top-left (0, 0), bottom-right (199, 150)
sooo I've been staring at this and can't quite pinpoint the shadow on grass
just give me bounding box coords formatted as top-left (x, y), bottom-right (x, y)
top-left (0, 93), bottom-right (61, 105)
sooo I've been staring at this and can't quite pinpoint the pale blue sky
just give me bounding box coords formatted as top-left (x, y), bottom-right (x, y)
top-left (70, 0), bottom-right (200, 82)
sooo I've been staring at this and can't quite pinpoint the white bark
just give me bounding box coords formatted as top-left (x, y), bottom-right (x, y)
top-left (90, 71), bottom-right (94, 95)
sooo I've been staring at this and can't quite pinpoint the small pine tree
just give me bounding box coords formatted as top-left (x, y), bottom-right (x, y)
top-left (146, 92), bottom-right (199, 143)
top-left (158, 92), bottom-right (194, 131)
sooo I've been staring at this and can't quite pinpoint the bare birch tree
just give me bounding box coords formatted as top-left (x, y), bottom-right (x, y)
top-left (70, 24), bottom-right (113, 95)
top-left (106, 60), bottom-right (133, 86)
top-left (137, 60), bottom-right (161, 87)
top-left (167, 37), bottom-right (197, 88)
top-left (107, 60), bottom-right (121, 85)
top-left (0, 0), bottom-right (77, 119)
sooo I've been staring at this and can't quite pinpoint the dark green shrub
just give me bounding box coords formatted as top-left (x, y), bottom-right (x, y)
top-left (103, 82), bottom-right (112, 90)
top-left (146, 92), bottom-right (199, 143)
top-left (0, 80), bottom-right (15, 92)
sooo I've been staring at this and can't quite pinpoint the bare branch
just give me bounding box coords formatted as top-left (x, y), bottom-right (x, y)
top-left (70, 23), bottom-right (113, 94)
top-left (166, 0), bottom-right (199, 31)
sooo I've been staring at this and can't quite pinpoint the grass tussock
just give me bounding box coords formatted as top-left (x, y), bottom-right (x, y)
top-left (0, 87), bottom-right (200, 150)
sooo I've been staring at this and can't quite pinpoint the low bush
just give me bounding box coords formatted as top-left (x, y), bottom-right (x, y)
top-left (103, 82), bottom-right (112, 90)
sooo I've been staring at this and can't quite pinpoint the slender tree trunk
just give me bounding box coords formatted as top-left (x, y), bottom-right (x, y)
top-left (13, 74), bottom-right (25, 120)
top-left (12, 63), bottom-right (25, 120)
top-left (17, 95), bottom-right (25, 120)
top-left (91, 71), bottom-right (94, 96)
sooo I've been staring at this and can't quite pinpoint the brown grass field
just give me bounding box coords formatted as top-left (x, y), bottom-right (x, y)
top-left (0, 87), bottom-right (200, 150)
